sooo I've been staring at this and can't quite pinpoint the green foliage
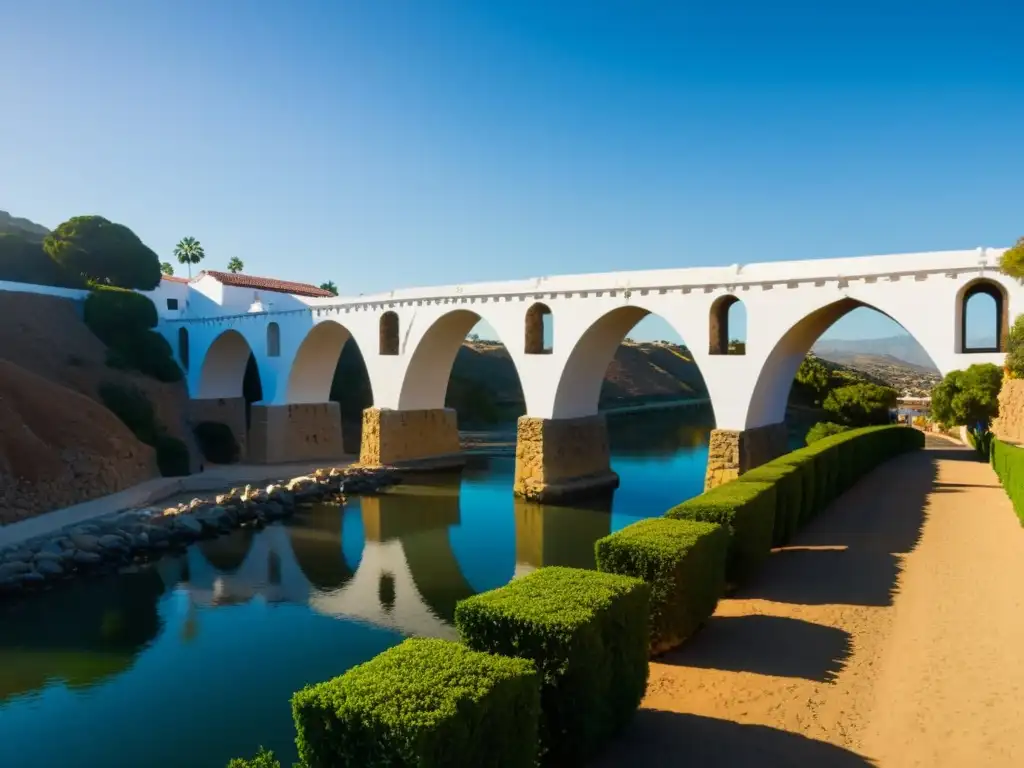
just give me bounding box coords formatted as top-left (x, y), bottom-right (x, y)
top-left (99, 382), bottom-right (191, 477)
top-left (174, 236), bottom-right (205, 278)
top-left (736, 463), bottom-right (802, 547)
top-left (666, 481), bottom-right (776, 585)
top-left (291, 637), bottom-right (540, 768)
top-left (193, 422), bottom-right (241, 464)
top-left (84, 287), bottom-right (182, 382)
top-left (0, 232), bottom-right (84, 288)
top-left (44, 215), bottom-right (161, 289)
top-left (966, 427), bottom-right (994, 461)
top-left (823, 382), bottom-right (898, 426)
top-left (595, 518), bottom-right (727, 654)
top-left (1007, 314), bottom-right (1024, 378)
top-left (319, 280), bottom-right (338, 296)
top-left (931, 364), bottom-right (1003, 427)
top-left (998, 236), bottom-right (1024, 279)
top-left (226, 747), bottom-right (282, 768)
top-left (160, 261), bottom-right (174, 276)
top-left (227, 257), bottom-right (244, 274)
top-left (806, 421), bottom-right (850, 445)
top-left (455, 567), bottom-right (650, 766)
top-left (793, 356), bottom-right (832, 405)
top-left (991, 438), bottom-right (1024, 525)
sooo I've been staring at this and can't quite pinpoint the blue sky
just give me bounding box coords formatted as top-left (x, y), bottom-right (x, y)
top-left (1, 1), bottom-right (1018, 344)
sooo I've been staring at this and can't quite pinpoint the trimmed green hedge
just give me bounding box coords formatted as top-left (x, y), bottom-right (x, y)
top-left (992, 438), bottom-right (1024, 525)
top-left (226, 747), bottom-right (283, 768)
top-left (595, 517), bottom-right (727, 654)
top-left (291, 637), bottom-right (540, 768)
top-left (736, 463), bottom-right (802, 546)
top-left (666, 480), bottom-right (776, 586)
top-left (455, 566), bottom-right (650, 766)
top-left (98, 381), bottom-right (190, 477)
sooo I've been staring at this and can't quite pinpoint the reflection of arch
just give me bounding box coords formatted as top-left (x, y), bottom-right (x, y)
top-left (525, 302), bottom-right (552, 354)
top-left (709, 295), bottom-right (743, 355)
top-left (178, 327), bottom-right (189, 370)
top-left (513, 495), bottom-right (612, 573)
top-left (197, 329), bottom-right (257, 398)
top-left (197, 529), bottom-right (255, 573)
top-left (287, 320), bottom-right (372, 404)
top-left (958, 278), bottom-right (1008, 353)
top-left (266, 322), bottom-right (281, 357)
top-left (288, 503), bottom-right (356, 592)
top-left (379, 311), bottom-right (399, 355)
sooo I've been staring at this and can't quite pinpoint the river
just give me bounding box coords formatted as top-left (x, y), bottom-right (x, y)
top-left (0, 407), bottom-right (726, 768)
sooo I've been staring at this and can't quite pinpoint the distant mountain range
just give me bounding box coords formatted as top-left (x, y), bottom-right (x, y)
top-left (813, 335), bottom-right (940, 371)
top-left (0, 210), bottom-right (49, 241)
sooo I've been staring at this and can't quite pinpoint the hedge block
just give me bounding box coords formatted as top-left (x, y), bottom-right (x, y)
top-left (291, 637), bottom-right (540, 768)
top-left (666, 481), bottom-right (775, 585)
top-left (595, 517), bottom-right (727, 654)
top-left (737, 463), bottom-right (802, 547)
top-left (771, 449), bottom-right (818, 523)
top-left (455, 566), bottom-right (650, 766)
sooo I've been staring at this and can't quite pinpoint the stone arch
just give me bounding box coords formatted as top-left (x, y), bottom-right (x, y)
top-left (178, 327), bottom-right (189, 370)
top-left (196, 329), bottom-right (259, 399)
top-left (379, 311), bottom-right (399, 356)
top-left (957, 278), bottom-right (1008, 353)
top-left (709, 294), bottom-right (745, 355)
top-left (266, 322), bottom-right (281, 357)
top-left (551, 305), bottom-right (712, 421)
top-left (286, 320), bottom-right (373, 404)
top-left (525, 302), bottom-right (553, 354)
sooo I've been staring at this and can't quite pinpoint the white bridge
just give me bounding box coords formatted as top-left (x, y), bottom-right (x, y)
top-left (149, 247), bottom-right (1014, 495)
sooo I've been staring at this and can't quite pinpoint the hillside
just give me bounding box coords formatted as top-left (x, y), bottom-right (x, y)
top-left (813, 335), bottom-right (938, 370)
top-left (812, 352), bottom-right (940, 397)
top-left (0, 210), bottom-right (49, 240)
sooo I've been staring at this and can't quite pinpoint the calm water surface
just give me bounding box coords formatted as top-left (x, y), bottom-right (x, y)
top-left (0, 410), bottom-right (717, 768)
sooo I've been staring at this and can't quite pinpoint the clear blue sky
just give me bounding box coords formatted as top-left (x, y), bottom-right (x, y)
top-left (1, 1), bottom-right (1018, 344)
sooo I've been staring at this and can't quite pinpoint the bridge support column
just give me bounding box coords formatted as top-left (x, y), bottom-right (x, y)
top-left (359, 407), bottom-right (462, 467)
top-left (513, 415), bottom-right (620, 502)
top-left (704, 422), bottom-right (789, 491)
top-left (189, 397), bottom-right (248, 461)
top-left (248, 402), bottom-right (344, 464)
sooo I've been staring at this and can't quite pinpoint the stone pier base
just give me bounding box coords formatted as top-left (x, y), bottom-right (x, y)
top-left (248, 402), bottom-right (344, 464)
top-left (359, 408), bottom-right (462, 467)
top-left (189, 397), bottom-right (248, 461)
top-left (704, 422), bottom-right (789, 491)
top-left (513, 415), bottom-right (620, 502)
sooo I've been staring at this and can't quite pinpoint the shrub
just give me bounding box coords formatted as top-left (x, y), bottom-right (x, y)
top-left (806, 421), bottom-right (849, 445)
top-left (194, 421), bottom-right (241, 464)
top-left (992, 438), bottom-right (1024, 525)
top-left (769, 448), bottom-right (819, 523)
top-left (156, 436), bottom-right (191, 477)
top-left (823, 382), bottom-right (898, 426)
top-left (455, 567), bottom-right (650, 766)
top-left (84, 286), bottom-right (158, 345)
top-left (117, 330), bottom-right (184, 382)
top-left (98, 381), bottom-right (160, 445)
top-left (1007, 313), bottom-right (1024, 379)
top-left (291, 637), bottom-right (540, 768)
top-left (226, 747), bottom-right (282, 768)
top-left (736, 463), bottom-right (802, 546)
top-left (595, 517), bottom-right (727, 654)
top-left (666, 481), bottom-right (776, 585)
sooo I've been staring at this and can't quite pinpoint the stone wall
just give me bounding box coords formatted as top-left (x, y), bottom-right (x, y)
top-left (248, 402), bottom-right (345, 464)
top-left (992, 378), bottom-right (1024, 444)
top-left (189, 397), bottom-right (248, 462)
top-left (704, 422), bottom-right (789, 491)
top-left (359, 408), bottom-right (461, 466)
top-left (513, 415), bottom-right (620, 502)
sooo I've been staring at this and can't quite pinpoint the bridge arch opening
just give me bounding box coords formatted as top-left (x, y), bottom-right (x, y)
top-left (177, 327), bottom-right (189, 370)
top-left (525, 302), bottom-right (553, 354)
top-left (399, 310), bottom-right (527, 429)
top-left (958, 278), bottom-right (1008, 353)
top-left (379, 311), bottom-right (399, 356)
top-left (196, 329), bottom-right (263, 401)
top-left (709, 295), bottom-right (747, 355)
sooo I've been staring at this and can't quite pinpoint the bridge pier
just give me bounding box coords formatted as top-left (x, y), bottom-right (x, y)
top-left (358, 407), bottom-right (463, 467)
top-left (513, 415), bottom-right (620, 502)
top-left (704, 423), bottom-right (788, 491)
top-left (248, 402), bottom-right (345, 464)
top-left (189, 397), bottom-right (248, 461)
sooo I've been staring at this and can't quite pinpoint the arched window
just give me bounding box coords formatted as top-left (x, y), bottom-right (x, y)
top-left (709, 295), bottom-right (745, 355)
top-left (525, 303), bottom-right (553, 354)
top-left (379, 312), bottom-right (399, 355)
top-left (960, 280), bottom-right (1008, 353)
top-left (178, 327), bottom-right (189, 370)
top-left (267, 322), bottom-right (281, 357)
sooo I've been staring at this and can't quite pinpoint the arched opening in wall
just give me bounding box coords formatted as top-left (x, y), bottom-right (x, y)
top-left (178, 327), bottom-right (189, 370)
top-left (266, 322), bottom-right (281, 357)
top-left (958, 279), bottom-right (1008, 353)
top-left (286, 321), bottom-right (374, 455)
top-left (748, 302), bottom-right (942, 446)
top-left (398, 311), bottom-right (527, 430)
top-left (709, 295), bottom-right (747, 355)
top-left (379, 311), bottom-right (399, 356)
top-left (197, 330), bottom-right (262, 407)
top-left (524, 303), bottom-right (553, 354)
top-left (288, 502), bottom-right (357, 592)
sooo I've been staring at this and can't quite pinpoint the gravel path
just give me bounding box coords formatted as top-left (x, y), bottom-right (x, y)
top-left (595, 439), bottom-right (1024, 767)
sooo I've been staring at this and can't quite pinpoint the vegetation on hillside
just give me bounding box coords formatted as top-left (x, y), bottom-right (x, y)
top-left (931, 363), bottom-right (1003, 428)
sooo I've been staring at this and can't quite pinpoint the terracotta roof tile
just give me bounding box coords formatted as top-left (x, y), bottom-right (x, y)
top-left (161, 274), bottom-right (190, 284)
top-left (200, 270), bottom-right (336, 298)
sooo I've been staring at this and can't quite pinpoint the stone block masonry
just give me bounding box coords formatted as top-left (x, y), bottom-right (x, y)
top-left (248, 403), bottom-right (344, 464)
top-left (359, 407), bottom-right (462, 466)
top-left (704, 422), bottom-right (789, 491)
top-left (513, 415), bottom-right (620, 502)
top-left (992, 378), bottom-right (1024, 445)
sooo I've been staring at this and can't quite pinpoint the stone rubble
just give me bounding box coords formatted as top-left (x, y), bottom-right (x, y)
top-left (0, 465), bottom-right (400, 599)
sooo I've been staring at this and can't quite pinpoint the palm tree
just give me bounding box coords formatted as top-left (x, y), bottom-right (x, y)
top-left (320, 280), bottom-right (338, 296)
top-left (173, 236), bottom-right (205, 279)
top-left (227, 257), bottom-right (244, 274)
top-left (160, 262), bottom-right (174, 276)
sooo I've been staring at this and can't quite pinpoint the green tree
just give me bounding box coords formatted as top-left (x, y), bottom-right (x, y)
top-left (806, 421), bottom-right (850, 445)
top-left (227, 257), bottom-right (244, 274)
top-left (0, 233), bottom-right (83, 288)
top-left (792, 355), bottom-right (832, 406)
top-left (931, 363), bottom-right (1003, 428)
top-left (320, 280), bottom-right (338, 296)
top-left (999, 236), bottom-right (1024, 279)
top-left (823, 382), bottom-right (898, 426)
top-left (160, 261), bottom-right (174, 276)
top-left (174, 236), bottom-right (205, 279)
top-left (44, 216), bottom-right (161, 290)
top-left (1006, 314), bottom-right (1024, 378)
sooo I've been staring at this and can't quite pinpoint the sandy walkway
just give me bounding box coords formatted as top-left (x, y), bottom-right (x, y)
top-left (596, 439), bottom-right (1024, 767)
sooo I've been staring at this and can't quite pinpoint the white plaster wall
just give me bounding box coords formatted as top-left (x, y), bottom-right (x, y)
top-left (0, 280), bottom-right (90, 300)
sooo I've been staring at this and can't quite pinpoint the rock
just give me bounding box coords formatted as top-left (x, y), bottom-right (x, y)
top-left (176, 516), bottom-right (203, 536)
top-left (3, 548), bottom-right (33, 563)
top-left (19, 571), bottom-right (46, 586)
top-left (36, 559), bottom-right (63, 577)
top-left (70, 534), bottom-right (101, 552)
top-left (163, 506), bottom-right (180, 516)
top-left (72, 550), bottom-right (103, 566)
top-left (0, 561), bottom-right (32, 578)
top-left (264, 501), bottom-right (286, 520)
top-left (33, 550), bottom-right (64, 564)
top-left (195, 506), bottom-right (230, 531)
top-left (98, 534), bottom-right (129, 551)
top-left (69, 524), bottom-right (100, 536)
top-left (37, 540), bottom-right (65, 557)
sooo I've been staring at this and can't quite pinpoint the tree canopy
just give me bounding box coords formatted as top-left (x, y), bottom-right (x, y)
top-left (931, 363), bottom-right (1003, 427)
top-left (160, 262), bottom-right (174, 276)
top-left (0, 233), bottom-right (84, 288)
top-left (174, 236), bottom-right (205, 278)
top-left (227, 257), bottom-right (244, 274)
top-left (44, 216), bottom-right (161, 290)
top-left (823, 382), bottom-right (898, 426)
top-left (999, 236), bottom-right (1024, 279)
top-left (793, 356), bottom-right (832, 406)
top-left (320, 280), bottom-right (338, 296)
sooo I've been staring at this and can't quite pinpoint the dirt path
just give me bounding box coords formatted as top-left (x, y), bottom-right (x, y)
top-left (595, 439), bottom-right (1024, 767)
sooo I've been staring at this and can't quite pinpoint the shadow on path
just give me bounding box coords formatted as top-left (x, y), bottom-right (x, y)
top-left (658, 614), bottom-right (852, 682)
top-left (591, 710), bottom-right (874, 767)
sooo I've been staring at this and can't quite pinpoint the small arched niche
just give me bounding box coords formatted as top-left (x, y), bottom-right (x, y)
top-left (525, 302), bottom-right (553, 354)
top-left (267, 322), bottom-right (281, 358)
top-left (709, 295), bottom-right (745, 355)
top-left (959, 279), bottom-right (1008, 353)
top-left (380, 311), bottom-right (399, 356)
top-left (178, 327), bottom-right (189, 371)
